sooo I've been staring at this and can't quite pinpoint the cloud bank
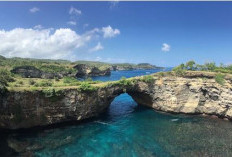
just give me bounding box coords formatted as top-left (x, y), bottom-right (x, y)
top-left (0, 25), bottom-right (120, 60)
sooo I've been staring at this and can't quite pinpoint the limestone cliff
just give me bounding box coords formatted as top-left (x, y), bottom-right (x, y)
top-left (1, 71), bottom-right (232, 129)
top-left (74, 64), bottom-right (111, 77)
top-left (11, 66), bottom-right (75, 79)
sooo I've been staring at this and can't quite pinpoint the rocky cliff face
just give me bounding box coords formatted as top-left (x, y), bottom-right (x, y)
top-left (1, 71), bottom-right (232, 129)
top-left (11, 66), bottom-right (42, 78)
top-left (74, 64), bottom-right (111, 77)
top-left (110, 63), bottom-right (161, 71)
top-left (131, 74), bottom-right (232, 119)
top-left (11, 66), bottom-right (75, 79)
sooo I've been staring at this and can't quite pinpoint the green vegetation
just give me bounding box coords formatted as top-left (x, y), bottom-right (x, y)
top-left (74, 61), bottom-right (161, 70)
top-left (0, 68), bottom-right (14, 90)
top-left (28, 79), bottom-right (36, 85)
top-left (172, 64), bottom-right (186, 76)
top-left (34, 80), bottom-right (53, 87)
top-left (117, 77), bottom-right (134, 86)
top-left (215, 73), bottom-right (225, 85)
top-left (78, 82), bottom-right (97, 92)
top-left (39, 64), bottom-right (76, 73)
top-left (140, 75), bottom-right (154, 83)
top-left (63, 77), bottom-right (79, 84)
top-left (173, 60), bottom-right (232, 75)
top-left (0, 55), bottom-right (73, 72)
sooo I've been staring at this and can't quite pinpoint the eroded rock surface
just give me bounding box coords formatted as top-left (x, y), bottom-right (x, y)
top-left (1, 72), bottom-right (232, 129)
top-left (11, 66), bottom-right (75, 79)
top-left (74, 64), bottom-right (111, 77)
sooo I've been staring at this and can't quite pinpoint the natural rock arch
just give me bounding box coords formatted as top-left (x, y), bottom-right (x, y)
top-left (2, 71), bottom-right (232, 129)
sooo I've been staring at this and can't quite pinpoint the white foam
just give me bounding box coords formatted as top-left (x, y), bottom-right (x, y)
top-left (171, 119), bottom-right (179, 122)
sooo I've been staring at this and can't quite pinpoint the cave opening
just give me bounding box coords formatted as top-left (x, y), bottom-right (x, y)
top-left (101, 93), bottom-right (138, 121)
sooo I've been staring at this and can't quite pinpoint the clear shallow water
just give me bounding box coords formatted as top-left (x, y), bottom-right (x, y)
top-left (2, 69), bottom-right (232, 157)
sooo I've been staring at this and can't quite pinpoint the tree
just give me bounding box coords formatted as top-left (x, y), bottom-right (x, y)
top-left (0, 69), bottom-right (14, 87)
top-left (185, 60), bottom-right (196, 70)
top-left (204, 62), bottom-right (216, 71)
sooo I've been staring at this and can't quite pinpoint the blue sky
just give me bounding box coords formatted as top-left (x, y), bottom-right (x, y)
top-left (0, 2), bottom-right (232, 67)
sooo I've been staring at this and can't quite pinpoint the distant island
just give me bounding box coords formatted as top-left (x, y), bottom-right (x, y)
top-left (0, 55), bottom-right (163, 78)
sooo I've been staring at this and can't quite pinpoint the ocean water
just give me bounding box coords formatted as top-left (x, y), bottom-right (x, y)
top-left (2, 69), bottom-right (232, 157)
top-left (90, 68), bottom-right (172, 81)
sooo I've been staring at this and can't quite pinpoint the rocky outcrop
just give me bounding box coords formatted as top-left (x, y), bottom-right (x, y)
top-left (74, 64), bottom-right (111, 77)
top-left (1, 71), bottom-right (232, 129)
top-left (11, 66), bottom-right (42, 78)
top-left (11, 66), bottom-right (75, 79)
top-left (110, 65), bottom-right (134, 71)
top-left (110, 63), bottom-right (162, 71)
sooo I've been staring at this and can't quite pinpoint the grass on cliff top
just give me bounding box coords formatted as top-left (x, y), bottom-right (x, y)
top-left (6, 76), bottom-right (102, 91)
top-left (5, 68), bottom-right (232, 92)
top-left (6, 73), bottom-right (160, 92)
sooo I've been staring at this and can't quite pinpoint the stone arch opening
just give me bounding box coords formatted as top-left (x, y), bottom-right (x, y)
top-left (106, 93), bottom-right (138, 118)
top-left (102, 86), bottom-right (154, 113)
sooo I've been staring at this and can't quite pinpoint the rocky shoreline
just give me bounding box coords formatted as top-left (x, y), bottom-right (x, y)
top-left (1, 71), bottom-right (232, 130)
top-left (11, 64), bottom-right (161, 79)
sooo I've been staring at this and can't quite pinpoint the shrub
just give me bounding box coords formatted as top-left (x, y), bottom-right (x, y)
top-left (18, 81), bottom-right (24, 85)
top-left (172, 65), bottom-right (186, 76)
top-left (34, 80), bottom-right (52, 87)
top-left (54, 77), bottom-right (59, 81)
top-left (90, 80), bottom-right (102, 84)
top-left (185, 60), bottom-right (196, 70)
top-left (39, 65), bottom-right (67, 73)
top-left (140, 75), bottom-right (154, 83)
top-left (204, 62), bottom-right (216, 71)
top-left (215, 73), bottom-right (225, 85)
top-left (157, 72), bottom-right (165, 77)
top-left (28, 79), bottom-right (36, 85)
top-left (0, 69), bottom-right (14, 87)
top-left (118, 77), bottom-right (133, 86)
top-left (63, 77), bottom-right (78, 84)
top-left (79, 82), bottom-right (97, 92)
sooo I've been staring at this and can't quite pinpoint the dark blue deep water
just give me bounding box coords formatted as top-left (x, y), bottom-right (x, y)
top-left (2, 69), bottom-right (232, 157)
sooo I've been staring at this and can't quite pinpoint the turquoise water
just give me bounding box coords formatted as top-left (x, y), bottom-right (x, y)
top-left (2, 69), bottom-right (232, 157)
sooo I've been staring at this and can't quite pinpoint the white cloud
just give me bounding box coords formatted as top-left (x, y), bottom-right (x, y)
top-left (69, 6), bottom-right (82, 16)
top-left (102, 25), bottom-right (120, 38)
top-left (161, 43), bottom-right (171, 52)
top-left (89, 42), bottom-right (104, 52)
top-left (0, 28), bottom-right (94, 59)
top-left (67, 21), bottom-right (77, 26)
top-left (33, 25), bottom-right (43, 29)
top-left (29, 7), bottom-right (40, 13)
top-left (0, 26), bottom-right (120, 60)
